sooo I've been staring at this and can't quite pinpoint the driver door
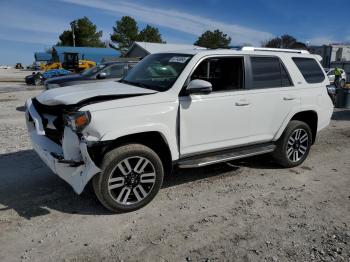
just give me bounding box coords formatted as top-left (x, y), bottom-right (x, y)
top-left (179, 56), bottom-right (252, 156)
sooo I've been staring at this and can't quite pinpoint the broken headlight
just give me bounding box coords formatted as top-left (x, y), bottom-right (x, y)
top-left (64, 111), bottom-right (91, 132)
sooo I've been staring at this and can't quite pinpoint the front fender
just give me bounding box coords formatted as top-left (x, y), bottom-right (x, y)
top-left (100, 124), bottom-right (179, 161)
top-left (82, 100), bottom-right (179, 161)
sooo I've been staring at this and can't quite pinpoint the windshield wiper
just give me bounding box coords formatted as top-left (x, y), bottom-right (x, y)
top-left (120, 79), bottom-right (154, 89)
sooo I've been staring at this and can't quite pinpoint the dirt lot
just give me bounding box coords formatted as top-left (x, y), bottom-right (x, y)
top-left (0, 68), bottom-right (36, 82)
top-left (0, 83), bottom-right (349, 262)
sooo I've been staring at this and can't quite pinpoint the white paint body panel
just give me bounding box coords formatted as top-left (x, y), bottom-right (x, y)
top-left (179, 91), bottom-right (251, 155)
top-left (36, 81), bottom-right (155, 106)
top-left (82, 93), bottom-right (179, 160)
top-left (25, 48), bottom-right (333, 194)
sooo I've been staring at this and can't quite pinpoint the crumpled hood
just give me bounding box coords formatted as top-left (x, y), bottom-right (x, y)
top-left (36, 81), bottom-right (157, 106)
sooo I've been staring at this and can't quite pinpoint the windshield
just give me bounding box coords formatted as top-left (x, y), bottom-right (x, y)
top-left (121, 53), bottom-right (193, 91)
top-left (81, 64), bottom-right (106, 76)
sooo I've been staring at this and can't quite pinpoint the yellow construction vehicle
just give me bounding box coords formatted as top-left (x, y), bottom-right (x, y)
top-left (78, 59), bottom-right (96, 71)
top-left (40, 53), bottom-right (96, 72)
top-left (40, 62), bottom-right (62, 71)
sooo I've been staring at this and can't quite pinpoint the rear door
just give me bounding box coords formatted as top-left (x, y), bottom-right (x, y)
top-left (245, 56), bottom-right (300, 141)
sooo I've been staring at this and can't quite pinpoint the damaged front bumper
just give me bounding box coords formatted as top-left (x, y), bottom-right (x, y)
top-left (25, 99), bottom-right (101, 194)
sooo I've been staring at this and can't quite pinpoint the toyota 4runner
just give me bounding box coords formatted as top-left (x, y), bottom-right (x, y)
top-left (25, 47), bottom-right (334, 213)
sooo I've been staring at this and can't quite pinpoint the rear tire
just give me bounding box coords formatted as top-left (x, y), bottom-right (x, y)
top-left (273, 120), bottom-right (312, 168)
top-left (92, 144), bottom-right (164, 213)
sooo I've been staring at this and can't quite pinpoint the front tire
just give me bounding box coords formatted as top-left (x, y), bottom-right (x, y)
top-left (92, 144), bottom-right (164, 213)
top-left (273, 120), bottom-right (312, 168)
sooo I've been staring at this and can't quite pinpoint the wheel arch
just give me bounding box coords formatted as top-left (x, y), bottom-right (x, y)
top-left (88, 131), bottom-right (174, 176)
top-left (290, 110), bottom-right (318, 144)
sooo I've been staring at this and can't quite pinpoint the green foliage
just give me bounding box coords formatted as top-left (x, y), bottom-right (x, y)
top-left (138, 25), bottom-right (165, 43)
top-left (57, 17), bottom-right (105, 47)
top-left (110, 16), bottom-right (139, 52)
top-left (262, 34), bottom-right (306, 49)
top-left (194, 30), bottom-right (231, 49)
top-left (111, 16), bottom-right (165, 53)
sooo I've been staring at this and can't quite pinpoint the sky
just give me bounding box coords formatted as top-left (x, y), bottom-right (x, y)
top-left (0, 0), bottom-right (349, 65)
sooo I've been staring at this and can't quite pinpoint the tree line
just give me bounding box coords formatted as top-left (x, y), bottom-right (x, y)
top-left (57, 16), bottom-right (307, 53)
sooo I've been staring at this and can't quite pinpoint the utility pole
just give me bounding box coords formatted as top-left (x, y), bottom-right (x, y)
top-left (70, 21), bottom-right (76, 47)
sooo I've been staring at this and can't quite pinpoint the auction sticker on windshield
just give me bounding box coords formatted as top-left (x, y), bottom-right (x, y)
top-left (169, 56), bottom-right (190, 63)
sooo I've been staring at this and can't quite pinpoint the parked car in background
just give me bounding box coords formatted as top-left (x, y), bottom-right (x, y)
top-left (25, 47), bottom-right (333, 213)
top-left (0, 65), bottom-right (12, 69)
top-left (325, 68), bottom-right (347, 87)
top-left (44, 61), bottom-right (138, 90)
top-left (26, 63), bottom-right (41, 71)
top-left (326, 84), bottom-right (337, 105)
top-left (15, 63), bottom-right (24, 69)
top-left (25, 69), bottom-right (71, 86)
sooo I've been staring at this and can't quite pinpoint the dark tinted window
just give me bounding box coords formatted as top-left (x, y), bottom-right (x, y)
top-left (191, 57), bottom-right (244, 92)
top-left (292, 57), bottom-right (325, 83)
top-left (251, 56), bottom-right (292, 88)
top-left (81, 64), bottom-right (106, 76)
top-left (281, 64), bottom-right (292, 87)
top-left (102, 64), bottom-right (125, 78)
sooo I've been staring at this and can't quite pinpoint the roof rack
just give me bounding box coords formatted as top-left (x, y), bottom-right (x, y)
top-left (241, 46), bottom-right (310, 54)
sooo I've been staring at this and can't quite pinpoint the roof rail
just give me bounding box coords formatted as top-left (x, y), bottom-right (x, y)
top-left (241, 46), bottom-right (310, 54)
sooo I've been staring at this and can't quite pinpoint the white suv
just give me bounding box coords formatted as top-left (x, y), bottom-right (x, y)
top-left (25, 47), bottom-right (333, 212)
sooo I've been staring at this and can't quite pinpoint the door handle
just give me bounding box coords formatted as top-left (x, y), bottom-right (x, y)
top-left (283, 96), bottom-right (296, 101)
top-left (235, 101), bottom-right (250, 106)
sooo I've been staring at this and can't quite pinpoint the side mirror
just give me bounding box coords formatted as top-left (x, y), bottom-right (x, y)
top-left (186, 79), bottom-right (212, 94)
top-left (97, 72), bottom-right (107, 79)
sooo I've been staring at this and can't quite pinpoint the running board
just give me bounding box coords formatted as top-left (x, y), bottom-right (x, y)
top-left (177, 143), bottom-right (276, 168)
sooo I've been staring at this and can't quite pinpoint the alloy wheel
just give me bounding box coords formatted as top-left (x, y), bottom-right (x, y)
top-left (286, 128), bottom-right (309, 162)
top-left (107, 156), bottom-right (156, 205)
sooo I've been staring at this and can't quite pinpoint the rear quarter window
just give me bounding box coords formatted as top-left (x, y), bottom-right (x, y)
top-left (292, 57), bottom-right (325, 83)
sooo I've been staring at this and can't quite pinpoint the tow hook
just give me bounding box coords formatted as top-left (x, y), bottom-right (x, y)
top-left (50, 152), bottom-right (84, 167)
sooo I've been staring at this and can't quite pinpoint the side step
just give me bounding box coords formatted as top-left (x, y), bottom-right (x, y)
top-left (177, 143), bottom-right (276, 168)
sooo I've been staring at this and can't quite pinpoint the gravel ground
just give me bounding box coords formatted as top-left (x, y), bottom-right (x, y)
top-left (0, 83), bottom-right (349, 262)
top-left (0, 68), bottom-right (37, 82)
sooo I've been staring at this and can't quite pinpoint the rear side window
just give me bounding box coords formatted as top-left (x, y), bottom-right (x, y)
top-left (250, 56), bottom-right (292, 89)
top-left (292, 57), bottom-right (325, 83)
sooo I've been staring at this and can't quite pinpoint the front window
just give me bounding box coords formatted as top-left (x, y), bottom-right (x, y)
top-left (191, 57), bottom-right (244, 91)
top-left (121, 53), bottom-right (193, 91)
